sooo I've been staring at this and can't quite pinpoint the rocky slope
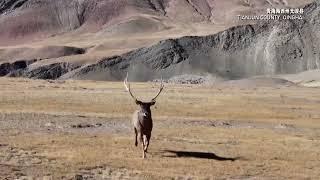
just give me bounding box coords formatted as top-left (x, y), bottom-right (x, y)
top-left (0, 0), bottom-right (313, 45)
top-left (0, 0), bottom-right (319, 81)
top-left (56, 0), bottom-right (319, 81)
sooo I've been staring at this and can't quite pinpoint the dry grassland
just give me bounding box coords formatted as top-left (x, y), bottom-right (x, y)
top-left (0, 77), bottom-right (319, 179)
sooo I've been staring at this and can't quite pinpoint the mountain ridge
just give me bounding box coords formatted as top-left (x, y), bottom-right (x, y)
top-left (0, 0), bottom-right (319, 82)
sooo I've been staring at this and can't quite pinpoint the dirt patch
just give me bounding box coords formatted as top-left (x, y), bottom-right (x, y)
top-left (75, 166), bottom-right (142, 180)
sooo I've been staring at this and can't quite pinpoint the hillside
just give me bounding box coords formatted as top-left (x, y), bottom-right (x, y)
top-left (0, 0), bottom-right (312, 45)
top-left (0, 0), bottom-right (318, 81)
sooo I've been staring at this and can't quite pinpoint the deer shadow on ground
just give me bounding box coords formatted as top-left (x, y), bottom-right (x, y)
top-left (161, 150), bottom-right (240, 161)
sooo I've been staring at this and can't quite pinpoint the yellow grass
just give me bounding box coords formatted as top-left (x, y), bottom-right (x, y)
top-left (0, 77), bottom-right (320, 179)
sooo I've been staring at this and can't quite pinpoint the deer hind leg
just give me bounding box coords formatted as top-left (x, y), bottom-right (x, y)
top-left (134, 128), bottom-right (138, 146)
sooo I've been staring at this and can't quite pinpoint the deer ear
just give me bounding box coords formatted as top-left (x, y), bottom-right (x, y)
top-left (135, 100), bottom-right (142, 105)
top-left (150, 101), bottom-right (156, 106)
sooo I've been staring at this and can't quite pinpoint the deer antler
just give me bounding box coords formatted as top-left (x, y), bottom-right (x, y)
top-left (151, 77), bottom-right (164, 102)
top-left (124, 72), bottom-right (138, 101)
top-left (124, 73), bottom-right (164, 102)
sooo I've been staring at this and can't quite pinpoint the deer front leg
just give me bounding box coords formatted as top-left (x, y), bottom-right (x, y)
top-left (142, 146), bottom-right (146, 159)
top-left (139, 132), bottom-right (146, 158)
top-left (144, 133), bottom-right (151, 153)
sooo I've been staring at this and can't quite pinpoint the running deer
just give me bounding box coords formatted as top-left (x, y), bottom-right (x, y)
top-left (124, 73), bottom-right (164, 158)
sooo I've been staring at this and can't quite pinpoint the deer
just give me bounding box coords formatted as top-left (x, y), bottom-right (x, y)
top-left (124, 73), bottom-right (164, 159)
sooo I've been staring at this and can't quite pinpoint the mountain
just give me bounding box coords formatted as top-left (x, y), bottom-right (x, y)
top-left (0, 0), bottom-right (318, 82)
top-left (0, 0), bottom-right (313, 45)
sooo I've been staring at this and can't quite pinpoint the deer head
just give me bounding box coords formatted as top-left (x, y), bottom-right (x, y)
top-left (124, 73), bottom-right (164, 112)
